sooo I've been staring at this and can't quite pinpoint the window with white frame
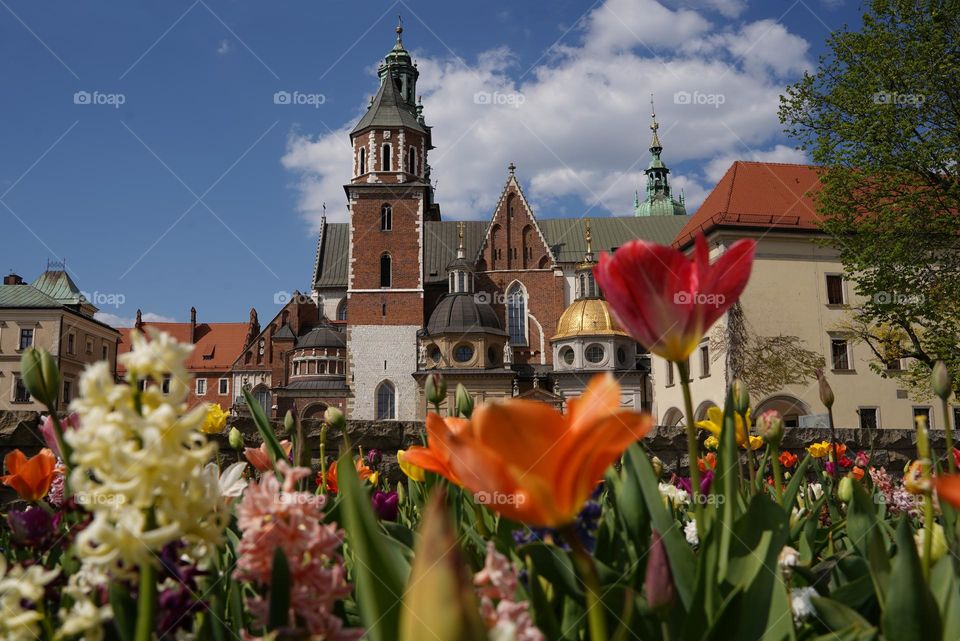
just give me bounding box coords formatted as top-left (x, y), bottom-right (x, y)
top-left (830, 339), bottom-right (851, 370)
top-left (825, 274), bottom-right (845, 305)
top-left (219, 378), bottom-right (229, 395)
top-left (376, 380), bottom-right (396, 420)
top-left (19, 328), bottom-right (33, 350)
top-left (700, 345), bottom-right (710, 377)
top-left (196, 379), bottom-right (207, 395)
top-left (13, 375), bottom-right (30, 403)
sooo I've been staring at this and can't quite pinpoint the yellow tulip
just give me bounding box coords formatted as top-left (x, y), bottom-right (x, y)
top-left (703, 435), bottom-right (719, 451)
top-left (200, 403), bottom-right (228, 434)
top-left (806, 441), bottom-right (831, 458)
top-left (745, 435), bottom-right (764, 451)
top-left (696, 406), bottom-right (751, 447)
top-left (397, 449), bottom-right (426, 482)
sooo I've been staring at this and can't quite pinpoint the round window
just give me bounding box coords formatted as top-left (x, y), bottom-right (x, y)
top-left (617, 347), bottom-right (626, 364)
top-left (585, 344), bottom-right (605, 364)
top-left (429, 346), bottom-right (442, 362)
top-left (454, 344), bottom-right (474, 363)
top-left (561, 347), bottom-right (575, 365)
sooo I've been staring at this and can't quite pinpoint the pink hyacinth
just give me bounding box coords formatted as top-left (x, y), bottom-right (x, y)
top-left (474, 542), bottom-right (544, 641)
top-left (234, 461), bottom-right (361, 640)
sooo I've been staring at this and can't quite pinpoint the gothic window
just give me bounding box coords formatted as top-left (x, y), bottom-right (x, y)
top-left (359, 148), bottom-right (367, 175)
top-left (380, 254), bottom-right (392, 288)
top-left (381, 204), bottom-right (392, 231)
top-left (521, 225), bottom-right (532, 268)
top-left (490, 224), bottom-right (501, 268)
top-left (382, 143), bottom-right (391, 171)
top-left (408, 147), bottom-right (417, 175)
top-left (376, 380), bottom-right (396, 419)
top-left (336, 299), bottom-right (347, 322)
top-left (506, 283), bottom-right (527, 345)
top-left (253, 386), bottom-right (271, 411)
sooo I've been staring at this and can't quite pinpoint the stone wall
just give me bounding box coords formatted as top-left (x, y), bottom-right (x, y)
top-left (0, 410), bottom-right (943, 487)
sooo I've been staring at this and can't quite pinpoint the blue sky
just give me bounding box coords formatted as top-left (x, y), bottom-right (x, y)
top-left (0, 0), bottom-right (863, 325)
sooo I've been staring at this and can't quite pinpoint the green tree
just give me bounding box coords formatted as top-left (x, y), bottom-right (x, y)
top-left (779, 0), bottom-right (960, 399)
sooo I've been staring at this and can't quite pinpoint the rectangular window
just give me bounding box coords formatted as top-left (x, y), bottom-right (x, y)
top-left (858, 407), bottom-right (878, 430)
top-left (700, 345), bottom-right (710, 377)
top-left (666, 361), bottom-right (674, 386)
top-left (886, 358), bottom-right (902, 371)
top-left (85, 338), bottom-right (93, 355)
top-left (161, 377), bottom-right (171, 395)
top-left (219, 378), bottom-right (229, 395)
top-left (19, 328), bottom-right (33, 350)
top-left (913, 406), bottom-right (932, 428)
top-left (826, 274), bottom-right (845, 305)
top-left (67, 333), bottom-right (75, 354)
top-left (196, 379), bottom-right (207, 395)
top-left (63, 380), bottom-right (72, 405)
top-left (831, 339), bottom-right (850, 370)
top-left (13, 376), bottom-right (30, 403)
top-left (101, 345), bottom-right (109, 361)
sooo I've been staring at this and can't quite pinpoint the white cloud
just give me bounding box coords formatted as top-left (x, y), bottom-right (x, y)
top-left (95, 311), bottom-right (176, 328)
top-left (703, 144), bottom-right (809, 184)
top-left (216, 39), bottom-right (232, 55)
top-left (282, 0), bottom-right (812, 229)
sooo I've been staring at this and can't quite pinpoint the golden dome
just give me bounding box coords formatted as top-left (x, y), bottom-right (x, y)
top-left (552, 299), bottom-right (629, 340)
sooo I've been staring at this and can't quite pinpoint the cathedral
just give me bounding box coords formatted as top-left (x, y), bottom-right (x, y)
top-left (231, 24), bottom-right (688, 421)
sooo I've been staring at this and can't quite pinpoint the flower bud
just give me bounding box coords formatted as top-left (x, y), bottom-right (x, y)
top-left (837, 475), bottom-right (853, 503)
top-left (425, 373), bottom-right (447, 407)
top-left (816, 368), bottom-right (834, 409)
top-left (455, 383), bottom-right (474, 418)
top-left (396, 481), bottom-right (406, 504)
top-left (20, 348), bottom-right (61, 408)
top-left (324, 406), bottom-right (346, 431)
top-left (932, 360), bottom-right (952, 400)
top-left (228, 426), bottom-right (244, 451)
top-left (283, 410), bottom-right (296, 434)
top-left (644, 529), bottom-right (676, 612)
top-left (651, 456), bottom-right (663, 479)
top-left (730, 378), bottom-right (750, 415)
top-left (756, 409), bottom-right (784, 446)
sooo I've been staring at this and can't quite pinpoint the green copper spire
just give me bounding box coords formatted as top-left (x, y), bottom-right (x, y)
top-left (634, 95), bottom-right (687, 217)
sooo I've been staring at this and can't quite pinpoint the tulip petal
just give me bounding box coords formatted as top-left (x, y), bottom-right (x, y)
top-left (470, 400), bottom-right (566, 481)
top-left (936, 475), bottom-right (960, 509)
top-left (696, 237), bottom-right (755, 330)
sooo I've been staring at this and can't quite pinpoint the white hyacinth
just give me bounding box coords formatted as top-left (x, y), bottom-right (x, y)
top-left (659, 482), bottom-right (690, 509)
top-left (790, 586), bottom-right (819, 624)
top-left (684, 519), bottom-right (699, 546)
top-left (0, 557), bottom-right (60, 641)
top-left (67, 329), bottom-right (229, 575)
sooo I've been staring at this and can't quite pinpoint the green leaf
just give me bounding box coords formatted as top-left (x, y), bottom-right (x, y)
top-left (518, 542), bottom-right (582, 598)
top-left (782, 453), bottom-right (813, 508)
top-left (625, 444), bottom-right (696, 610)
top-left (524, 554), bottom-right (563, 641)
top-left (881, 518), bottom-right (941, 641)
top-left (108, 581), bottom-right (137, 641)
top-left (267, 547), bottom-right (291, 631)
top-left (338, 446), bottom-right (410, 641)
top-left (242, 388), bottom-right (286, 465)
top-left (930, 556), bottom-right (960, 641)
top-left (846, 479), bottom-right (890, 602)
top-left (810, 596), bottom-right (873, 632)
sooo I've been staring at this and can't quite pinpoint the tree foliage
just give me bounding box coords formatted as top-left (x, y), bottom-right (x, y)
top-left (779, 0), bottom-right (960, 398)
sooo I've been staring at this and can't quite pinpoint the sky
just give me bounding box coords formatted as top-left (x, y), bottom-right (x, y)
top-left (0, 0), bottom-right (864, 326)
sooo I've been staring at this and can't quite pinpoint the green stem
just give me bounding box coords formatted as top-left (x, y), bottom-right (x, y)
top-left (917, 418), bottom-right (934, 580)
top-left (46, 413), bottom-right (72, 497)
top-left (826, 406), bottom-right (839, 497)
top-left (770, 445), bottom-right (784, 503)
top-left (561, 524), bottom-right (608, 641)
top-left (134, 509), bottom-right (158, 641)
top-left (317, 424), bottom-right (328, 494)
top-left (676, 361), bottom-right (703, 528)
top-left (745, 444), bottom-right (757, 495)
top-left (942, 396), bottom-right (956, 474)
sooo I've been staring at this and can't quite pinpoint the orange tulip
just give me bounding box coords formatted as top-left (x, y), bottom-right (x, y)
top-left (404, 373), bottom-right (651, 527)
top-left (778, 451), bottom-right (799, 469)
top-left (322, 457), bottom-right (378, 493)
top-left (935, 475), bottom-right (960, 508)
top-left (1, 448), bottom-right (58, 502)
top-left (243, 439), bottom-right (293, 472)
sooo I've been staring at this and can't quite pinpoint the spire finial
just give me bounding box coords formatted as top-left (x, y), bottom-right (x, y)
top-left (457, 221), bottom-right (465, 250)
top-left (396, 15), bottom-right (403, 43)
top-left (649, 93), bottom-right (662, 151)
top-left (584, 218), bottom-right (593, 258)
top-left (508, 161), bottom-right (516, 175)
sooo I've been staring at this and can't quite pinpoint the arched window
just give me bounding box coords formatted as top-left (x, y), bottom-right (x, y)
top-left (521, 225), bottom-right (532, 268)
top-left (376, 380), bottom-right (396, 419)
top-left (380, 254), bottom-right (392, 288)
top-left (506, 283), bottom-right (527, 345)
top-left (380, 204), bottom-right (392, 231)
top-left (253, 386), bottom-right (271, 412)
top-left (359, 148), bottom-right (366, 175)
top-left (408, 147), bottom-right (417, 175)
top-left (382, 143), bottom-right (391, 171)
top-left (336, 299), bottom-right (347, 321)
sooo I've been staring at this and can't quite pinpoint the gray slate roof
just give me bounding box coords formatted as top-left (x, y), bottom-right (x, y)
top-left (312, 215), bottom-right (691, 288)
top-left (425, 293), bottom-right (506, 336)
top-left (350, 75), bottom-right (426, 136)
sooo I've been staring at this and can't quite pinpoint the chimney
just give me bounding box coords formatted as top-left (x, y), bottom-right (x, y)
top-left (3, 273), bottom-right (24, 285)
top-left (190, 307), bottom-right (197, 343)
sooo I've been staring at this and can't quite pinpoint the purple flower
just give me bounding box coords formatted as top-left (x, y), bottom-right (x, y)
top-left (366, 448), bottom-right (382, 467)
top-left (700, 470), bottom-right (714, 494)
top-left (825, 461), bottom-right (836, 476)
top-left (371, 490), bottom-right (399, 521)
top-left (8, 506), bottom-right (54, 547)
top-left (39, 413), bottom-right (80, 459)
top-left (674, 476), bottom-right (692, 495)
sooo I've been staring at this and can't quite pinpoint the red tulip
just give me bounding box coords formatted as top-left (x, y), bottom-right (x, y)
top-left (595, 234), bottom-right (755, 362)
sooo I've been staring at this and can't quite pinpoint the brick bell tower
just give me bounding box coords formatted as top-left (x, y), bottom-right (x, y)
top-left (344, 20), bottom-right (438, 420)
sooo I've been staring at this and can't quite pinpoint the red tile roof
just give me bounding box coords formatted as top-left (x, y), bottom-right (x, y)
top-left (673, 161), bottom-right (824, 249)
top-left (117, 322), bottom-right (250, 374)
